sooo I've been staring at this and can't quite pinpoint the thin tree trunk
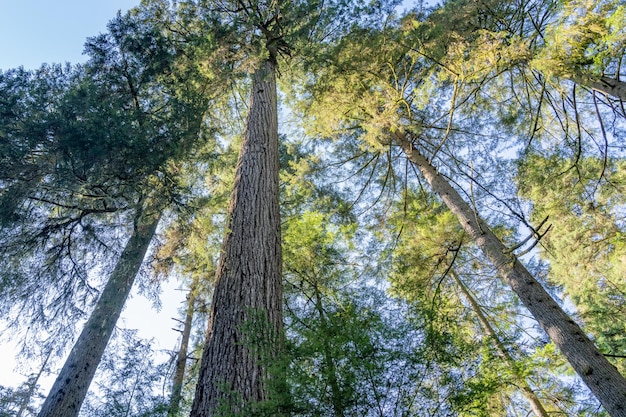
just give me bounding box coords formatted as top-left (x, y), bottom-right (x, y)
top-left (393, 131), bottom-right (626, 417)
top-left (17, 349), bottom-right (52, 417)
top-left (451, 271), bottom-right (549, 417)
top-left (190, 59), bottom-right (283, 417)
top-left (38, 209), bottom-right (160, 417)
top-left (312, 284), bottom-right (345, 417)
top-left (169, 284), bottom-right (197, 417)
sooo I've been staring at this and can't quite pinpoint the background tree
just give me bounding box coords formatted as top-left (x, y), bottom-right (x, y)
top-left (518, 152), bottom-right (626, 374)
top-left (1, 2), bottom-right (221, 415)
top-left (79, 330), bottom-right (170, 417)
top-left (287, 3), bottom-right (626, 413)
top-left (386, 188), bottom-right (601, 415)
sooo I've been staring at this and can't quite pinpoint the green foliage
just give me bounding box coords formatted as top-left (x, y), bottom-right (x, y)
top-left (532, 0), bottom-right (626, 80)
top-left (518, 152), bottom-right (626, 372)
top-left (281, 209), bottom-right (429, 416)
top-left (387, 190), bottom-right (465, 302)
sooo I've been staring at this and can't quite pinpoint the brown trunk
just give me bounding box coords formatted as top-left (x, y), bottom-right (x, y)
top-left (169, 285), bottom-right (196, 417)
top-left (38, 210), bottom-right (160, 417)
top-left (190, 59), bottom-right (283, 416)
top-left (451, 271), bottom-right (549, 417)
top-left (393, 131), bottom-right (626, 417)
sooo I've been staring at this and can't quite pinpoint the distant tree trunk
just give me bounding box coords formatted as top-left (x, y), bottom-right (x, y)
top-left (17, 349), bottom-right (52, 417)
top-left (190, 58), bottom-right (283, 417)
top-left (38, 209), bottom-right (160, 417)
top-left (312, 284), bottom-right (345, 417)
top-left (393, 131), bottom-right (626, 417)
top-left (451, 271), bottom-right (549, 417)
top-left (169, 284), bottom-right (196, 417)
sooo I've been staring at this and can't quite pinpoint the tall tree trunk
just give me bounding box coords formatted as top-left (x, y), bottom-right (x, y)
top-left (38, 209), bottom-right (160, 417)
top-left (451, 271), bottom-right (549, 417)
top-left (190, 59), bottom-right (283, 417)
top-left (169, 284), bottom-right (197, 417)
top-left (393, 131), bottom-right (626, 417)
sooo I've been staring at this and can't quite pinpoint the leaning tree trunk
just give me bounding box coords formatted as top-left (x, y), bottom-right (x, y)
top-left (393, 131), bottom-right (626, 417)
top-left (451, 271), bottom-right (549, 417)
top-left (168, 283), bottom-right (197, 417)
top-left (312, 283), bottom-right (345, 417)
top-left (190, 58), bottom-right (283, 417)
top-left (38, 209), bottom-right (160, 417)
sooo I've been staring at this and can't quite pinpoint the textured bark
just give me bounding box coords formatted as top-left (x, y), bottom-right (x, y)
top-left (38, 210), bottom-right (160, 417)
top-left (394, 132), bottom-right (626, 417)
top-left (190, 59), bottom-right (283, 417)
top-left (169, 286), bottom-right (196, 417)
top-left (451, 271), bottom-right (549, 417)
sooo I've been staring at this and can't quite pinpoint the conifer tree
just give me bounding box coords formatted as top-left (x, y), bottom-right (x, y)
top-left (393, 132), bottom-right (626, 416)
top-left (0, 3), bottom-right (218, 416)
top-left (187, 1), bottom-right (396, 414)
top-left (288, 5), bottom-right (626, 413)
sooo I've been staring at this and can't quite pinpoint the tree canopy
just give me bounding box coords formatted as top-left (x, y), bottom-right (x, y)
top-left (2, 0), bottom-right (626, 416)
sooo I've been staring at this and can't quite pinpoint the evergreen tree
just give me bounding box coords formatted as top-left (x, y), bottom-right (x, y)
top-left (288, 4), bottom-right (626, 413)
top-left (0, 3), bottom-right (219, 416)
top-left (187, 1), bottom-right (397, 414)
top-left (79, 330), bottom-right (170, 417)
top-left (38, 204), bottom-right (161, 417)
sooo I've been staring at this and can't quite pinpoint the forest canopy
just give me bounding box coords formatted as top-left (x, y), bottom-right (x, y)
top-left (1, 0), bottom-right (626, 416)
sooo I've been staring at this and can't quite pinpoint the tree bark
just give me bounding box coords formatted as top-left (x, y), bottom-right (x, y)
top-left (37, 209), bottom-right (160, 417)
top-left (169, 284), bottom-right (196, 417)
top-left (393, 131), bottom-right (626, 417)
top-left (190, 59), bottom-right (283, 417)
top-left (582, 76), bottom-right (626, 101)
top-left (451, 271), bottom-right (549, 417)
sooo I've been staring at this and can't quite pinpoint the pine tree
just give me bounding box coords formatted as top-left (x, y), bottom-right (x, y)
top-left (0, 3), bottom-right (219, 416)
top-left (38, 206), bottom-right (161, 417)
top-left (289, 5), bottom-right (626, 411)
top-left (190, 39), bottom-right (284, 417)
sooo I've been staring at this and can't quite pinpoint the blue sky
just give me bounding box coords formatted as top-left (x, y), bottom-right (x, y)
top-left (0, 0), bottom-right (139, 70)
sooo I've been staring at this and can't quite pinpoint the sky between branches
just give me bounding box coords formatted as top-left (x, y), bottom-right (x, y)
top-left (0, 0), bottom-right (187, 391)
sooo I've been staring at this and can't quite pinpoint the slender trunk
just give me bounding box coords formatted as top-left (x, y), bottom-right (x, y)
top-left (38, 210), bottom-right (160, 417)
top-left (393, 132), bottom-right (626, 417)
top-left (17, 349), bottom-right (52, 417)
top-left (451, 271), bottom-right (549, 417)
top-left (312, 284), bottom-right (345, 417)
top-left (169, 284), bottom-right (197, 417)
top-left (190, 59), bottom-right (283, 417)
